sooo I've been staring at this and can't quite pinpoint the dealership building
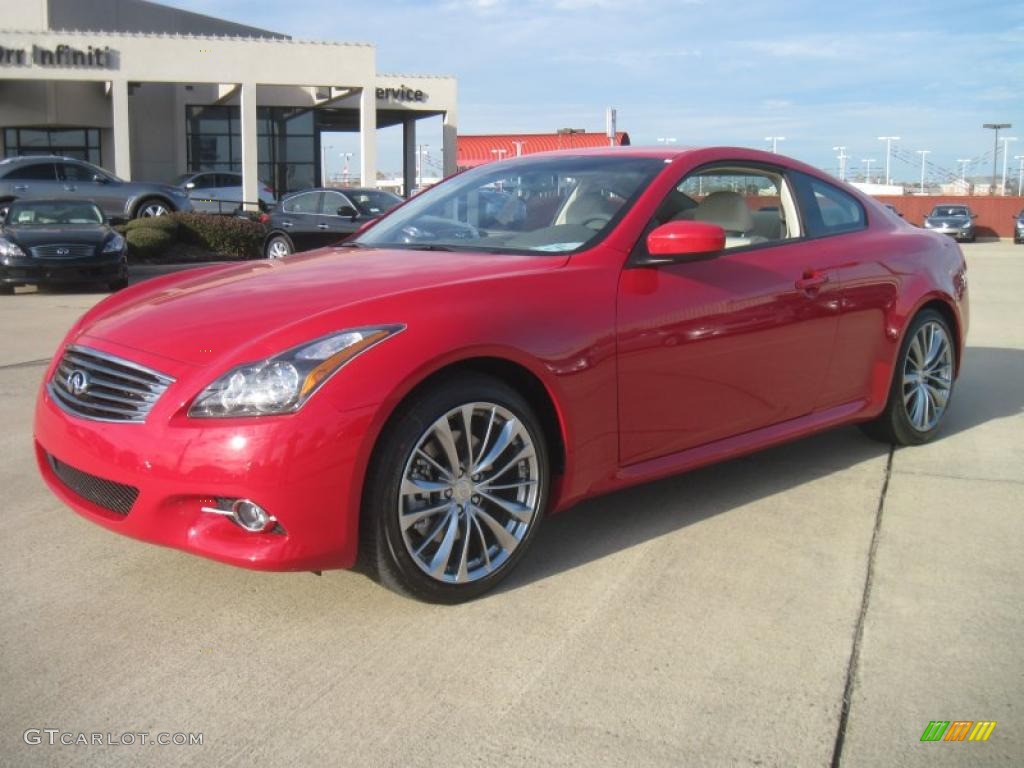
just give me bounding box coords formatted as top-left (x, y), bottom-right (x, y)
top-left (0, 0), bottom-right (458, 203)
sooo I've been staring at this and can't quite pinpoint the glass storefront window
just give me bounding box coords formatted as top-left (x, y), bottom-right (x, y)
top-left (2, 127), bottom-right (101, 164)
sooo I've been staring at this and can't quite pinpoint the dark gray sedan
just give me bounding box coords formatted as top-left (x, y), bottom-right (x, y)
top-left (0, 155), bottom-right (193, 221)
top-left (0, 199), bottom-right (128, 293)
top-left (923, 204), bottom-right (976, 242)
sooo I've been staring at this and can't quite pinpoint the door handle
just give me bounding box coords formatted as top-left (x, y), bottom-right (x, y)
top-left (13, 184), bottom-right (28, 192)
top-left (64, 185), bottom-right (77, 192)
top-left (280, 221), bottom-right (293, 228)
top-left (795, 272), bottom-right (829, 290)
top-left (317, 223), bottom-right (330, 230)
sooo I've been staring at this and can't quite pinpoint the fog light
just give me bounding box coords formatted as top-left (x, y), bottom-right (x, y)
top-left (200, 497), bottom-right (277, 533)
top-left (231, 499), bottom-right (274, 532)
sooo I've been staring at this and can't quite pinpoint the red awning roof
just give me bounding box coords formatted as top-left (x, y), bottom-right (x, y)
top-left (457, 132), bottom-right (631, 168)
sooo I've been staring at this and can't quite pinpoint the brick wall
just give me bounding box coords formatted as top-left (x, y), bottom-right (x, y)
top-left (875, 196), bottom-right (1024, 239)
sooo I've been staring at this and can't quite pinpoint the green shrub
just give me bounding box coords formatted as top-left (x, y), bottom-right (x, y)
top-left (126, 227), bottom-right (174, 260)
top-left (171, 212), bottom-right (263, 259)
top-left (125, 216), bottom-right (180, 237)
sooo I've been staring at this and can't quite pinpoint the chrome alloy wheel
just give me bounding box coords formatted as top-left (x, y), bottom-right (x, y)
top-left (902, 321), bottom-right (953, 432)
top-left (266, 237), bottom-right (291, 259)
top-left (139, 201), bottom-right (169, 217)
top-left (398, 402), bottom-right (541, 584)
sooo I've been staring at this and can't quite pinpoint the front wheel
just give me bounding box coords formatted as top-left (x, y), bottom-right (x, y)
top-left (361, 374), bottom-right (549, 603)
top-left (135, 198), bottom-right (171, 218)
top-left (860, 309), bottom-right (956, 445)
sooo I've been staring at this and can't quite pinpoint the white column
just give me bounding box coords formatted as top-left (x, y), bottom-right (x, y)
top-left (239, 82), bottom-right (259, 211)
top-left (360, 86), bottom-right (377, 189)
top-left (442, 107), bottom-right (458, 177)
top-left (110, 79), bottom-right (132, 180)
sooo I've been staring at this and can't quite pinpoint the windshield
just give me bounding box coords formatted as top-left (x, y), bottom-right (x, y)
top-left (931, 206), bottom-right (968, 217)
top-left (6, 201), bottom-right (104, 226)
top-left (347, 190), bottom-right (403, 217)
top-left (355, 155), bottom-right (665, 254)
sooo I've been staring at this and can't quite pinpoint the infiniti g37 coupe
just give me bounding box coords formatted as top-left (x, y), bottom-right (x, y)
top-left (34, 147), bottom-right (969, 603)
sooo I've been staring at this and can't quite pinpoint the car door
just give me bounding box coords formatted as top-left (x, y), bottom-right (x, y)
top-left (1, 161), bottom-right (62, 202)
top-left (616, 163), bottom-right (843, 465)
top-left (217, 173), bottom-right (244, 209)
top-left (318, 190), bottom-right (363, 245)
top-left (275, 191), bottom-right (323, 251)
top-left (56, 161), bottom-right (121, 216)
top-left (186, 173), bottom-right (220, 213)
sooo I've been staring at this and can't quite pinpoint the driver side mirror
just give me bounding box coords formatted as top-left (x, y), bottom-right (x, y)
top-left (641, 220), bottom-right (726, 264)
top-left (92, 173), bottom-right (109, 184)
top-left (337, 205), bottom-right (358, 219)
top-left (185, 182), bottom-right (196, 190)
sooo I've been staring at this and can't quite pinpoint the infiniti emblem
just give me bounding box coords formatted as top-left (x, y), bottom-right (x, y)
top-left (66, 369), bottom-right (90, 396)
top-left (56, 247), bottom-right (70, 256)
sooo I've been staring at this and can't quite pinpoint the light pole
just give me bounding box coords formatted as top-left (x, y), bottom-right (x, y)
top-left (511, 140), bottom-right (527, 157)
top-left (833, 146), bottom-right (848, 181)
top-left (916, 150), bottom-right (931, 194)
top-left (957, 158), bottom-right (971, 186)
top-left (983, 123), bottom-right (1011, 195)
top-left (320, 144), bottom-right (335, 186)
top-left (341, 152), bottom-right (353, 184)
top-left (999, 136), bottom-right (1017, 196)
top-left (861, 158), bottom-right (876, 183)
top-left (765, 136), bottom-right (785, 153)
top-left (1016, 155), bottom-right (1024, 197)
top-left (877, 136), bottom-right (900, 185)
top-left (416, 144), bottom-right (429, 188)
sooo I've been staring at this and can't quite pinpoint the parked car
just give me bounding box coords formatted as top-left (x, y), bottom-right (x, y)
top-left (0, 155), bottom-right (192, 221)
top-left (0, 199), bottom-right (128, 293)
top-left (1014, 210), bottom-right (1024, 244)
top-left (923, 204), bottom-right (976, 242)
top-left (173, 170), bottom-right (276, 214)
top-left (34, 147), bottom-right (968, 603)
top-left (262, 187), bottom-right (403, 258)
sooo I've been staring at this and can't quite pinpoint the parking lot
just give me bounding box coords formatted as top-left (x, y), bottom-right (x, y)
top-left (1, 241), bottom-right (1021, 767)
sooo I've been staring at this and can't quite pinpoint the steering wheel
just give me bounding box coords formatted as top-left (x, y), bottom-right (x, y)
top-left (581, 214), bottom-right (612, 230)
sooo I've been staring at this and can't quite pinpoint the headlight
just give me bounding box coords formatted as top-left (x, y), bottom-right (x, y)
top-left (923, 220), bottom-right (934, 227)
top-left (102, 233), bottom-right (126, 253)
top-left (0, 237), bottom-right (25, 258)
top-left (188, 325), bottom-right (404, 418)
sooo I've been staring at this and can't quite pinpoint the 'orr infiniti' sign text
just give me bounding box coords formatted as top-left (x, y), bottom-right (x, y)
top-left (0, 44), bottom-right (115, 68)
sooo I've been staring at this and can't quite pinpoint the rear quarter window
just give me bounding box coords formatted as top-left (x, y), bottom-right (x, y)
top-left (2, 162), bottom-right (58, 181)
top-left (792, 172), bottom-right (866, 237)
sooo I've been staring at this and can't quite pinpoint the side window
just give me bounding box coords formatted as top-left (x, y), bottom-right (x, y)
top-left (665, 165), bottom-right (799, 250)
top-left (216, 174), bottom-right (239, 189)
top-left (190, 174), bottom-right (217, 190)
top-left (282, 192), bottom-right (321, 214)
top-left (792, 172), bottom-right (865, 237)
top-left (3, 162), bottom-right (57, 181)
top-left (322, 191), bottom-right (352, 215)
top-left (58, 163), bottom-right (98, 182)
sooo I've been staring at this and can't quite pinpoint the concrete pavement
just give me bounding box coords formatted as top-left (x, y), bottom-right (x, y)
top-left (1, 242), bottom-right (1021, 766)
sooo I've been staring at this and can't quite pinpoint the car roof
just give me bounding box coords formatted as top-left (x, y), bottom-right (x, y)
top-left (7, 197), bottom-right (101, 205)
top-left (0, 155), bottom-right (85, 164)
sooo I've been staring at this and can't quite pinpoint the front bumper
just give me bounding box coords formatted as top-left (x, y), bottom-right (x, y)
top-left (925, 226), bottom-right (973, 241)
top-left (34, 339), bottom-right (376, 571)
top-left (1, 253), bottom-right (126, 285)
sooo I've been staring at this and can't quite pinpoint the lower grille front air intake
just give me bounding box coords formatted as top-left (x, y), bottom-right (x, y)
top-left (48, 454), bottom-right (139, 516)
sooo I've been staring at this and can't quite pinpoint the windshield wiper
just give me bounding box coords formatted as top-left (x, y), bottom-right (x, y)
top-left (404, 244), bottom-right (455, 251)
top-left (336, 241), bottom-right (368, 248)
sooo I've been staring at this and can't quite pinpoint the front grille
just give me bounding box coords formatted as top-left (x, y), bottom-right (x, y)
top-left (48, 454), bottom-right (139, 515)
top-left (48, 345), bottom-right (174, 423)
top-left (31, 244), bottom-right (97, 258)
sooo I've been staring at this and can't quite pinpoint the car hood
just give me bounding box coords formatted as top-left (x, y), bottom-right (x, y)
top-left (78, 246), bottom-right (566, 366)
top-left (4, 224), bottom-right (110, 246)
top-left (926, 216), bottom-right (970, 225)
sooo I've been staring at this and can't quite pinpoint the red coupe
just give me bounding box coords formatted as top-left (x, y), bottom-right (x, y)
top-left (34, 147), bottom-right (969, 602)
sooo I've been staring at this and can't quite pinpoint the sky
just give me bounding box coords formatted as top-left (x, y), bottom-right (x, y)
top-left (164, 0), bottom-right (1023, 185)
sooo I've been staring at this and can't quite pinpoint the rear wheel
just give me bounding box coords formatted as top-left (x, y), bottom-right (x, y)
top-left (264, 235), bottom-right (292, 259)
top-left (860, 309), bottom-right (956, 445)
top-left (361, 374), bottom-right (549, 603)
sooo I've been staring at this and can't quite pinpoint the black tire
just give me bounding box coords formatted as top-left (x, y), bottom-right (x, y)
top-left (107, 279), bottom-right (128, 291)
top-left (264, 234), bottom-right (293, 259)
top-left (860, 308), bottom-right (956, 446)
top-left (360, 373), bottom-right (549, 603)
top-left (133, 197), bottom-right (173, 219)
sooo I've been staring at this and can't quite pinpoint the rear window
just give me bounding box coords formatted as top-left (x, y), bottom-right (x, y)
top-left (3, 162), bottom-right (57, 181)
